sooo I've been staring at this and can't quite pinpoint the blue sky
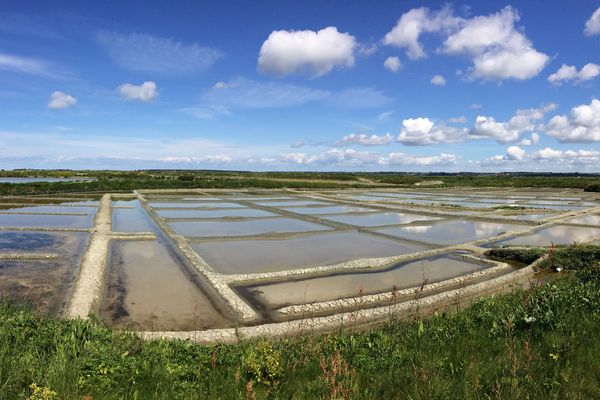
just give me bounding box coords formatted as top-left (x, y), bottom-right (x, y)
top-left (1, 0), bottom-right (599, 171)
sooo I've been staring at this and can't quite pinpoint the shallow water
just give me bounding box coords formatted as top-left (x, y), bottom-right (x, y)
top-left (279, 205), bottom-right (375, 215)
top-left (149, 201), bottom-right (244, 209)
top-left (493, 225), bottom-right (600, 246)
top-left (0, 205), bottom-right (95, 214)
top-left (0, 231), bottom-right (89, 315)
top-left (563, 214), bottom-right (600, 225)
top-left (252, 200), bottom-right (333, 207)
top-left (170, 217), bottom-right (332, 237)
top-left (100, 240), bottom-right (232, 331)
top-left (112, 204), bottom-right (157, 233)
top-left (376, 220), bottom-right (524, 245)
top-left (0, 213), bottom-right (93, 229)
top-left (157, 208), bottom-right (278, 219)
top-left (321, 212), bottom-right (443, 227)
top-left (192, 231), bottom-right (426, 273)
top-left (236, 255), bottom-right (484, 310)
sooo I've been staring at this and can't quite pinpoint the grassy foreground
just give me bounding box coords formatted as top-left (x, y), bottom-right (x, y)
top-left (1, 264), bottom-right (599, 399)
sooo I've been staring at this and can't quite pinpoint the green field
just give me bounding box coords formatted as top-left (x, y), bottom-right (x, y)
top-left (1, 170), bottom-right (600, 196)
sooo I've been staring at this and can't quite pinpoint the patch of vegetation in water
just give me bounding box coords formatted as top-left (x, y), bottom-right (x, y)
top-left (1, 248), bottom-right (600, 398)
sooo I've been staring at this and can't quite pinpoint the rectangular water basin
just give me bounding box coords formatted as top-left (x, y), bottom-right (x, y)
top-left (492, 225), bottom-right (600, 247)
top-left (0, 231), bottom-right (89, 315)
top-left (375, 220), bottom-right (525, 246)
top-left (112, 206), bottom-right (157, 233)
top-left (321, 212), bottom-right (443, 227)
top-left (170, 217), bottom-right (331, 237)
top-left (0, 205), bottom-right (95, 214)
top-left (252, 200), bottom-right (333, 207)
top-left (148, 201), bottom-right (244, 209)
top-left (0, 213), bottom-right (93, 229)
top-left (100, 240), bottom-right (233, 331)
top-left (191, 231), bottom-right (426, 273)
top-left (235, 254), bottom-right (485, 310)
top-left (563, 214), bottom-right (600, 225)
top-left (157, 208), bottom-right (278, 219)
top-left (279, 205), bottom-right (375, 215)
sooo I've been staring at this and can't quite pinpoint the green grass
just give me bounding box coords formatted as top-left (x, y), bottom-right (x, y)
top-left (1, 267), bottom-right (600, 399)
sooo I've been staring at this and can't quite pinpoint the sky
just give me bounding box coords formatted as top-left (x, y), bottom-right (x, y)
top-left (1, 0), bottom-right (599, 172)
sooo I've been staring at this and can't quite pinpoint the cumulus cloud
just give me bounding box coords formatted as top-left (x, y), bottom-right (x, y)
top-left (96, 31), bottom-right (222, 74)
top-left (397, 117), bottom-right (467, 145)
top-left (430, 74), bottom-right (446, 85)
top-left (47, 91), bottom-right (77, 109)
top-left (506, 145), bottom-right (526, 160)
top-left (443, 6), bottom-right (548, 80)
top-left (383, 56), bottom-right (401, 72)
top-left (470, 103), bottom-right (556, 143)
top-left (483, 146), bottom-right (600, 168)
top-left (545, 98), bottom-right (600, 142)
top-left (338, 133), bottom-right (393, 146)
top-left (548, 63), bottom-right (600, 85)
top-left (258, 27), bottom-right (356, 77)
top-left (199, 77), bottom-right (390, 110)
top-left (383, 6), bottom-right (548, 81)
top-left (117, 81), bottom-right (158, 102)
top-left (518, 132), bottom-right (540, 146)
top-left (383, 6), bottom-right (460, 59)
top-left (584, 7), bottom-right (600, 36)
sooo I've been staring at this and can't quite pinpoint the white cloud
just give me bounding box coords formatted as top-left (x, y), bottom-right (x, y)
top-left (159, 155), bottom-right (232, 164)
top-left (397, 117), bottom-right (467, 145)
top-left (518, 132), bottom-right (540, 146)
top-left (506, 145), bottom-right (525, 160)
top-left (443, 7), bottom-right (548, 80)
top-left (470, 103), bottom-right (482, 109)
top-left (383, 6), bottom-right (547, 81)
top-left (199, 77), bottom-right (390, 110)
top-left (471, 103), bottom-right (556, 143)
top-left (584, 7), bottom-right (600, 36)
top-left (383, 6), bottom-right (460, 59)
top-left (47, 91), bottom-right (76, 109)
top-left (482, 146), bottom-right (600, 169)
top-left (545, 98), bottom-right (600, 142)
top-left (383, 56), bottom-right (402, 72)
top-left (386, 152), bottom-right (458, 166)
top-left (117, 81), bottom-right (158, 102)
top-left (96, 31), bottom-right (222, 74)
top-left (258, 27), bottom-right (356, 77)
top-left (276, 148), bottom-right (457, 167)
top-left (448, 116), bottom-right (467, 123)
top-left (338, 132), bottom-right (393, 146)
top-left (548, 63), bottom-right (600, 85)
top-left (377, 110), bottom-right (395, 122)
top-left (0, 52), bottom-right (64, 78)
top-left (430, 74), bottom-right (446, 85)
